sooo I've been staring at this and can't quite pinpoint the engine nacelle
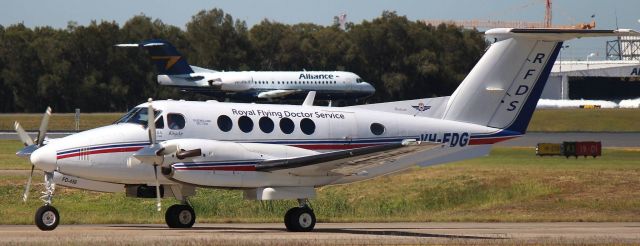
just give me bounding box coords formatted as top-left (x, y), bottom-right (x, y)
top-left (158, 139), bottom-right (320, 187)
top-left (160, 139), bottom-right (317, 168)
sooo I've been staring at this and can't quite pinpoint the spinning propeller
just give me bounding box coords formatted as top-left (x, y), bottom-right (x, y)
top-left (14, 107), bottom-right (52, 202)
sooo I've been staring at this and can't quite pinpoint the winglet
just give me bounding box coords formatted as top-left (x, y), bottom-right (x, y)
top-left (302, 91), bottom-right (316, 106)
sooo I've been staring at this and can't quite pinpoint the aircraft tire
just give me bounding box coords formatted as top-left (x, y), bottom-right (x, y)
top-left (165, 204), bottom-right (196, 228)
top-left (285, 207), bottom-right (315, 232)
top-left (284, 207), bottom-right (299, 231)
top-left (35, 205), bottom-right (59, 231)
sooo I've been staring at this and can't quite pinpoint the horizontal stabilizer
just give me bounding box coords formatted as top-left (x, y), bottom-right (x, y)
top-left (486, 28), bottom-right (640, 41)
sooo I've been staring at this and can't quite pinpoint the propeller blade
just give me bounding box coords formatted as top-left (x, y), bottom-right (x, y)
top-left (22, 165), bottom-right (35, 202)
top-left (14, 121), bottom-right (34, 146)
top-left (36, 107), bottom-right (52, 147)
top-left (153, 165), bottom-right (161, 212)
top-left (147, 98), bottom-right (156, 145)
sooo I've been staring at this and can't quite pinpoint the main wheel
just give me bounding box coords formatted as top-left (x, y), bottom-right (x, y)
top-left (35, 205), bottom-right (59, 231)
top-left (165, 204), bottom-right (196, 228)
top-left (284, 207), bottom-right (316, 232)
top-left (284, 207), bottom-right (299, 230)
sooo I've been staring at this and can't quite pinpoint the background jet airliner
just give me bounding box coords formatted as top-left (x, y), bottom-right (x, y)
top-left (117, 40), bottom-right (375, 101)
top-left (17, 28), bottom-right (638, 232)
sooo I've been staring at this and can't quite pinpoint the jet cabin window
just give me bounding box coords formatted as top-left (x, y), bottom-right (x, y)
top-left (115, 107), bottom-right (162, 127)
top-left (167, 113), bottom-right (186, 130)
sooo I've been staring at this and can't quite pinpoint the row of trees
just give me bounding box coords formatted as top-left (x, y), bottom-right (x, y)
top-left (0, 9), bottom-right (487, 112)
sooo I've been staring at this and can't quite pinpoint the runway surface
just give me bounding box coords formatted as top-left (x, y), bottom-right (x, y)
top-left (2, 132), bottom-right (639, 147)
top-left (1, 223), bottom-right (639, 245)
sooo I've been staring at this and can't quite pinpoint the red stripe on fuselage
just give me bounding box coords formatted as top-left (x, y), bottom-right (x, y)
top-left (57, 147), bottom-right (144, 160)
top-left (469, 136), bottom-right (518, 145)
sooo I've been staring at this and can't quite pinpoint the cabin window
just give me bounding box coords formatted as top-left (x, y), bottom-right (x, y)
top-left (217, 115), bottom-right (232, 132)
top-left (370, 123), bottom-right (385, 135)
top-left (259, 117), bottom-right (274, 133)
top-left (279, 117), bottom-right (295, 134)
top-left (300, 118), bottom-right (315, 135)
top-left (167, 113), bottom-right (186, 130)
top-left (238, 116), bottom-right (254, 133)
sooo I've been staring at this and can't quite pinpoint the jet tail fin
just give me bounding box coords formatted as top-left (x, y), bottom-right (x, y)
top-left (116, 39), bottom-right (194, 75)
top-left (442, 28), bottom-right (639, 134)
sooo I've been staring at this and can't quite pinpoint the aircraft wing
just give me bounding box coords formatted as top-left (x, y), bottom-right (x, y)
top-left (257, 90), bottom-right (299, 99)
top-left (255, 140), bottom-right (441, 176)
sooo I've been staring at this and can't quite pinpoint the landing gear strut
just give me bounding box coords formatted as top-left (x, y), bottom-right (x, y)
top-left (284, 199), bottom-right (316, 232)
top-left (165, 199), bottom-right (196, 228)
top-left (35, 172), bottom-right (59, 231)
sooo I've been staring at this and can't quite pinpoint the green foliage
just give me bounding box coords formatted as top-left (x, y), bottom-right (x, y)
top-left (0, 9), bottom-right (487, 112)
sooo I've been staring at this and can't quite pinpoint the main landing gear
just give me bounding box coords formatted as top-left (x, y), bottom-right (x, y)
top-left (165, 201), bottom-right (196, 228)
top-left (284, 199), bottom-right (316, 232)
top-left (34, 172), bottom-right (59, 231)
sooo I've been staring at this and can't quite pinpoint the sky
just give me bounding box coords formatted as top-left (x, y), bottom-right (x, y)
top-left (2, 0), bottom-right (640, 60)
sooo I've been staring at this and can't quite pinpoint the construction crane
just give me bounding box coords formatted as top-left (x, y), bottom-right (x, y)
top-left (421, 0), bottom-right (595, 30)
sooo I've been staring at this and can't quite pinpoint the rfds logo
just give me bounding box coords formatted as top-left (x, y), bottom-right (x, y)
top-left (411, 102), bottom-right (431, 112)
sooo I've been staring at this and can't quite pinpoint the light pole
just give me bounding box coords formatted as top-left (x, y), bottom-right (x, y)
top-left (559, 45), bottom-right (569, 73)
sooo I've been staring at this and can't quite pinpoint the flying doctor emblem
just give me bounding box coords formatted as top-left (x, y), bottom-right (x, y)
top-left (412, 102), bottom-right (431, 112)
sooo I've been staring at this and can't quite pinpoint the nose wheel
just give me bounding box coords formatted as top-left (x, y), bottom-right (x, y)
top-left (284, 199), bottom-right (316, 232)
top-left (35, 205), bottom-right (59, 231)
top-left (165, 204), bottom-right (196, 228)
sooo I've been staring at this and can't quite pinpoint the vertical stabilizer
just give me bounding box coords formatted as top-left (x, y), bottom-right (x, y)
top-left (117, 39), bottom-right (194, 75)
top-left (443, 28), bottom-right (639, 134)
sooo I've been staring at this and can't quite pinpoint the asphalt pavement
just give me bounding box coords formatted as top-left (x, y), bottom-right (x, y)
top-left (0, 222), bottom-right (638, 245)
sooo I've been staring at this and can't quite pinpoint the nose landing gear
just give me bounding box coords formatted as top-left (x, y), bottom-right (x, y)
top-left (34, 172), bottom-right (59, 231)
top-left (284, 199), bottom-right (316, 232)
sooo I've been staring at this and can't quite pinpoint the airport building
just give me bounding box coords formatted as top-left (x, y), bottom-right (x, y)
top-left (541, 60), bottom-right (640, 100)
top-left (541, 36), bottom-right (640, 103)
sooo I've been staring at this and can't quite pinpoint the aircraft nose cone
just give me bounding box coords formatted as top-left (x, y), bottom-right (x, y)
top-left (30, 145), bottom-right (57, 172)
top-left (362, 82), bottom-right (376, 93)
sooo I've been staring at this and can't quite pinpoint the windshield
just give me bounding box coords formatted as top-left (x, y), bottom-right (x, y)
top-left (114, 107), bottom-right (162, 126)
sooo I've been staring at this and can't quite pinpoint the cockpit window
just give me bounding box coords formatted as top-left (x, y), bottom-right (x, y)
top-left (356, 78), bottom-right (364, 83)
top-left (115, 107), bottom-right (162, 127)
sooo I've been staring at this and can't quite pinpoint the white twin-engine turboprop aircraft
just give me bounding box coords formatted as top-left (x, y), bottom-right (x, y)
top-left (15, 28), bottom-right (638, 231)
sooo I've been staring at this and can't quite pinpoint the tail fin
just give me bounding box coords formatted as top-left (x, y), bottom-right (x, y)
top-left (443, 28), bottom-right (639, 134)
top-left (117, 39), bottom-right (194, 75)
